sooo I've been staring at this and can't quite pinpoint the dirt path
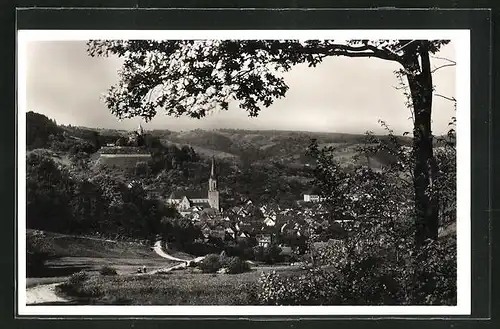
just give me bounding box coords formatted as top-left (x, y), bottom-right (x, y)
top-left (152, 241), bottom-right (188, 262)
top-left (26, 282), bottom-right (69, 305)
top-left (141, 241), bottom-right (205, 275)
top-left (152, 241), bottom-right (205, 263)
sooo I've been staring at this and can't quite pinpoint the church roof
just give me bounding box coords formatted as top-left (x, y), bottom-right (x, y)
top-left (191, 201), bottom-right (211, 209)
top-left (168, 190), bottom-right (208, 200)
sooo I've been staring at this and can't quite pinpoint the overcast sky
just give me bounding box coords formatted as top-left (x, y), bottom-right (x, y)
top-left (25, 41), bottom-right (456, 135)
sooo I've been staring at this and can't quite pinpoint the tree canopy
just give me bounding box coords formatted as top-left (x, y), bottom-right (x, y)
top-left (87, 39), bottom-right (449, 120)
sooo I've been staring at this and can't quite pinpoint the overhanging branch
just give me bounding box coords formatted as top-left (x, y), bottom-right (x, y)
top-left (276, 42), bottom-right (404, 63)
top-left (320, 44), bottom-right (402, 62)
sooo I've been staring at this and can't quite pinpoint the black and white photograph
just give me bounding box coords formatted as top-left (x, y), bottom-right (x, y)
top-left (17, 30), bottom-right (470, 316)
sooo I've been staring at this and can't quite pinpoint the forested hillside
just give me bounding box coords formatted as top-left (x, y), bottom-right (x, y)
top-left (152, 128), bottom-right (413, 170)
top-left (25, 110), bottom-right (454, 240)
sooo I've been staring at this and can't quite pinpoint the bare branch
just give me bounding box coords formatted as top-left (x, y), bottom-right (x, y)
top-left (431, 63), bottom-right (456, 73)
top-left (392, 40), bottom-right (416, 53)
top-left (430, 55), bottom-right (457, 65)
top-left (434, 93), bottom-right (457, 102)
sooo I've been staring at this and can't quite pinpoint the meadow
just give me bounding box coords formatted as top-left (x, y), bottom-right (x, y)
top-left (56, 265), bottom-right (302, 305)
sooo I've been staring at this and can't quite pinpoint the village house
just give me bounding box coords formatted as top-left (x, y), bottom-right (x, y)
top-left (256, 233), bottom-right (273, 247)
top-left (303, 194), bottom-right (321, 203)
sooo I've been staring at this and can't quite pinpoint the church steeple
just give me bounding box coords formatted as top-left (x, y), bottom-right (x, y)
top-left (207, 156), bottom-right (219, 210)
top-left (210, 156), bottom-right (216, 179)
top-left (208, 156), bottom-right (217, 191)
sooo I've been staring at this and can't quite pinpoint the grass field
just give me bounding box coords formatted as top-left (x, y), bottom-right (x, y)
top-left (28, 230), bottom-right (160, 259)
top-left (27, 230), bottom-right (178, 281)
top-left (56, 265), bottom-right (303, 305)
top-left (27, 230), bottom-right (305, 305)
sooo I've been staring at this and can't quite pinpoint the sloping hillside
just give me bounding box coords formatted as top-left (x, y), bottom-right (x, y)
top-left (27, 229), bottom-right (158, 259)
top-left (152, 128), bottom-right (408, 169)
top-left (161, 139), bottom-right (238, 160)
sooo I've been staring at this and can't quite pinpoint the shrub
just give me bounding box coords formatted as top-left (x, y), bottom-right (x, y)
top-left (263, 244), bottom-right (284, 264)
top-left (257, 268), bottom-right (338, 305)
top-left (76, 284), bottom-right (103, 298)
top-left (333, 254), bottom-right (405, 305)
top-left (257, 231), bottom-right (457, 306)
top-left (68, 271), bottom-right (89, 286)
top-left (223, 256), bottom-right (251, 274)
top-left (26, 231), bottom-right (52, 276)
top-left (253, 244), bottom-right (284, 264)
top-left (58, 270), bottom-right (103, 299)
top-left (412, 236), bottom-right (457, 305)
top-left (99, 265), bottom-right (118, 276)
top-left (199, 254), bottom-right (222, 273)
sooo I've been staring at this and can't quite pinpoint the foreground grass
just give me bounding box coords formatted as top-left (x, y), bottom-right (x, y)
top-left (57, 267), bottom-right (303, 305)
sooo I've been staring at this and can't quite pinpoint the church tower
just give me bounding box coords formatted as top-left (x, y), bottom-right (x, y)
top-left (207, 156), bottom-right (220, 210)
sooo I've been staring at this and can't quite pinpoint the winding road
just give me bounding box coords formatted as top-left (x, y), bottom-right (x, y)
top-left (26, 241), bottom-right (206, 304)
top-left (152, 241), bottom-right (189, 262)
top-left (147, 241), bottom-right (205, 274)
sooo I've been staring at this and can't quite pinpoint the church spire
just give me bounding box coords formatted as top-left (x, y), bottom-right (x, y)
top-left (208, 156), bottom-right (219, 210)
top-left (210, 156), bottom-right (216, 178)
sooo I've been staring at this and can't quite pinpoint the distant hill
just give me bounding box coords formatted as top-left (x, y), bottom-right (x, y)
top-left (151, 128), bottom-right (412, 170)
top-left (26, 110), bottom-right (410, 170)
top-left (25, 110), bottom-right (417, 175)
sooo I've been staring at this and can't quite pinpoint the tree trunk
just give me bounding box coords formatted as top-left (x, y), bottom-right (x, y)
top-left (404, 43), bottom-right (439, 248)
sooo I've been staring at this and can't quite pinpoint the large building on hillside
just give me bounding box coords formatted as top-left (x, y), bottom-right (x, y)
top-left (96, 124), bottom-right (151, 168)
top-left (167, 157), bottom-right (220, 212)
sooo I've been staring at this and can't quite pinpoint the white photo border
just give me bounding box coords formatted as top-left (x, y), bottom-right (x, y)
top-left (16, 29), bottom-right (470, 317)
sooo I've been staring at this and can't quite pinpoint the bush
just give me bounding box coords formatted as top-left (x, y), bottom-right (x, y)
top-left (334, 254), bottom-right (405, 305)
top-left (412, 236), bottom-right (457, 305)
top-left (253, 244), bottom-right (284, 264)
top-left (199, 254), bottom-right (222, 273)
top-left (258, 268), bottom-right (338, 305)
top-left (26, 231), bottom-right (52, 277)
top-left (99, 265), bottom-right (118, 276)
top-left (58, 270), bottom-right (103, 298)
top-left (256, 233), bottom-right (457, 306)
top-left (223, 256), bottom-right (251, 274)
top-left (263, 244), bottom-right (284, 264)
top-left (68, 271), bottom-right (89, 286)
